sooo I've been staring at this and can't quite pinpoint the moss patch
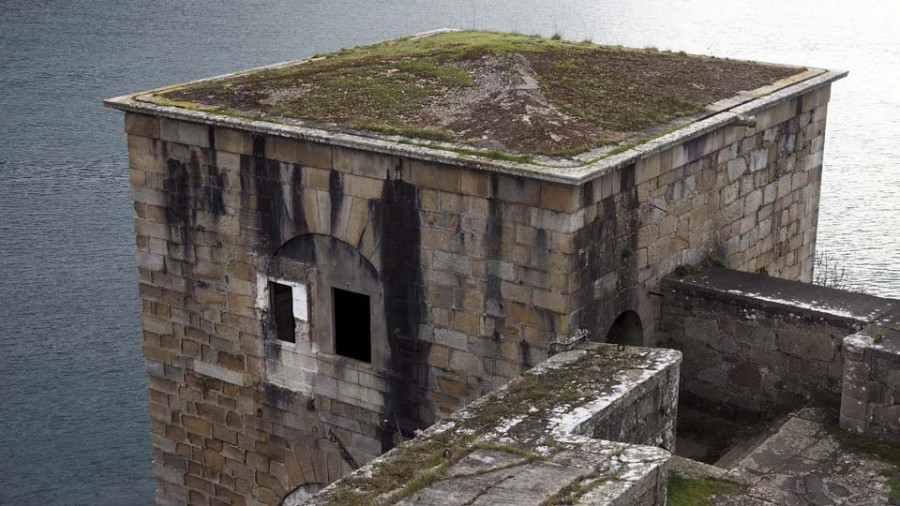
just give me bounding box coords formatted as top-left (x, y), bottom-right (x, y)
top-left (888, 474), bottom-right (900, 500)
top-left (460, 346), bottom-right (658, 435)
top-left (666, 473), bottom-right (745, 506)
top-left (673, 257), bottom-right (725, 277)
top-left (824, 419), bottom-right (900, 467)
top-left (156, 31), bottom-right (802, 158)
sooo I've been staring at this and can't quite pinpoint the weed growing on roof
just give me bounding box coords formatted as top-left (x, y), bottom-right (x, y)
top-left (157, 31), bottom-right (802, 159)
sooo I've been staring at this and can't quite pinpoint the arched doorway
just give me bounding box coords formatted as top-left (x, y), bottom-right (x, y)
top-left (606, 311), bottom-right (643, 346)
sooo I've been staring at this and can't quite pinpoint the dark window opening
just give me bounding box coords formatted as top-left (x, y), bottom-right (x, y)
top-left (270, 281), bottom-right (296, 343)
top-left (333, 288), bottom-right (371, 362)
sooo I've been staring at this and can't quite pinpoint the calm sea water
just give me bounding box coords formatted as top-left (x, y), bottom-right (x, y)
top-left (1, 1), bottom-right (897, 504)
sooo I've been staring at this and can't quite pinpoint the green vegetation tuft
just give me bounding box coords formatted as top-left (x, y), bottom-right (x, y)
top-left (353, 122), bottom-right (455, 142)
top-left (674, 264), bottom-right (703, 277)
top-left (705, 257), bottom-right (725, 268)
top-left (673, 257), bottom-right (725, 277)
top-left (666, 473), bottom-right (744, 506)
top-left (824, 419), bottom-right (900, 467)
top-left (442, 146), bottom-right (535, 164)
top-left (889, 473), bottom-right (900, 500)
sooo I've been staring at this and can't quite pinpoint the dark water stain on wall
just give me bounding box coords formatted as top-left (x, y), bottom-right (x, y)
top-left (242, 136), bottom-right (288, 255)
top-left (484, 174), bottom-right (504, 330)
top-left (205, 128), bottom-right (226, 217)
top-left (162, 145), bottom-right (203, 299)
top-left (290, 163), bottom-right (308, 236)
top-left (373, 160), bottom-right (429, 451)
top-left (329, 170), bottom-right (343, 232)
top-left (161, 129), bottom-right (230, 302)
top-left (685, 133), bottom-right (709, 164)
top-left (573, 163), bottom-right (640, 340)
top-left (164, 127), bottom-right (225, 227)
top-left (163, 151), bottom-right (192, 227)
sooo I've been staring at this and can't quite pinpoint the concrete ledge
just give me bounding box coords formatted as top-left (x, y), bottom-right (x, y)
top-left (661, 267), bottom-right (894, 329)
top-left (288, 344), bottom-right (681, 506)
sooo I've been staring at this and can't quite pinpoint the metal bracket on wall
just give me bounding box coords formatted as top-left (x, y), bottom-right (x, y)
top-left (548, 328), bottom-right (590, 355)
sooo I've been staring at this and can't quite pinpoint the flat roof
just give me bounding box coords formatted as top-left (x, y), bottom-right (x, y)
top-left (105, 30), bottom-right (846, 184)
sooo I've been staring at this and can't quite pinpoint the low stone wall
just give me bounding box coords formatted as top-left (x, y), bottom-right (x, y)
top-left (842, 323), bottom-right (900, 443)
top-left (290, 344), bottom-right (681, 506)
top-left (658, 267), bottom-right (892, 418)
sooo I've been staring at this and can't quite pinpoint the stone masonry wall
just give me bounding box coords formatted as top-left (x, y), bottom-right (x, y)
top-left (128, 113), bottom-right (597, 505)
top-left (125, 82), bottom-right (833, 505)
top-left (842, 329), bottom-right (900, 443)
top-left (570, 85), bottom-right (832, 342)
top-left (657, 272), bottom-right (872, 418)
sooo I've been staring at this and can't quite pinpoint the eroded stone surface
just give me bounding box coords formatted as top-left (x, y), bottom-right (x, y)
top-left (397, 453), bottom-right (588, 506)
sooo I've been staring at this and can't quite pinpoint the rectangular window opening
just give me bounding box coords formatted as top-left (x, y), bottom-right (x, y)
top-left (270, 281), bottom-right (296, 343)
top-left (332, 288), bottom-right (371, 363)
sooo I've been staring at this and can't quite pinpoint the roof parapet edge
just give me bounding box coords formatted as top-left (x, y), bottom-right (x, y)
top-left (104, 69), bottom-right (847, 186)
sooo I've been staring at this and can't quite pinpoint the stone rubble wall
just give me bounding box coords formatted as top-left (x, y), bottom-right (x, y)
top-left (658, 276), bottom-right (856, 417)
top-left (572, 85), bottom-right (833, 341)
top-left (842, 332), bottom-right (900, 443)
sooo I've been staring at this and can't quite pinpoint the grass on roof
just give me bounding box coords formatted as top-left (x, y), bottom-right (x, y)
top-left (159, 31), bottom-right (802, 158)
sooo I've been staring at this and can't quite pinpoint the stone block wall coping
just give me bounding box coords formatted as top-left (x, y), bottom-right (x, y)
top-left (662, 267), bottom-right (895, 329)
top-left (841, 308), bottom-right (900, 443)
top-left (291, 343), bottom-right (680, 505)
top-left (104, 63), bottom-right (845, 186)
top-left (845, 310), bottom-right (900, 358)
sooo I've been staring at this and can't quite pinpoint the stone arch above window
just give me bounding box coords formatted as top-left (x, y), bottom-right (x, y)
top-left (262, 233), bottom-right (389, 378)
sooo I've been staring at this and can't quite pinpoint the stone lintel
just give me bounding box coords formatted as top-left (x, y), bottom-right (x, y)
top-left (193, 360), bottom-right (245, 387)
